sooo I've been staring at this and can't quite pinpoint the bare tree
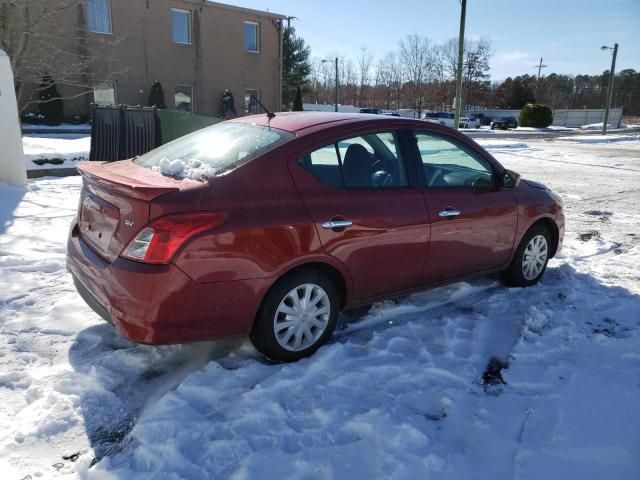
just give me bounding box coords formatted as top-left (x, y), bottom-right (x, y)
top-left (438, 37), bottom-right (492, 108)
top-left (399, 34), bottom-right (433, 117)
top-left (357, 46), bottom-right (373, 107)
top-left (0, 0), bottom-right (122, 113)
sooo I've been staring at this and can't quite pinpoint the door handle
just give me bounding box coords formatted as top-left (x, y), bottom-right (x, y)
top-left (321, 220), bottom-right (353, 229)
top-left (438, 209), bottom-right (461, 218)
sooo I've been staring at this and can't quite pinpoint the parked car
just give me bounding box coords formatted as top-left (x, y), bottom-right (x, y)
top-left (422, 112), bottom-right (455, 128)
top-left (491, 116), bottom-right (519, 130)
top-left (67, 113), bottom-right (564, 362)
top-left (359, 108), bottom-right (383, 114)
top-left (459, 117), bottom-right (480, 129)
top-left (474, 113), bottom-right (492, 126)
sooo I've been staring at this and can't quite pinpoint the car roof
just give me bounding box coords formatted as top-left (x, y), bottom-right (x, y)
top-left (230, 112), bottom-right (422, 134)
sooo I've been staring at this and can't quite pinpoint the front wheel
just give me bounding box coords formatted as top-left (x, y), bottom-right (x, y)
top-left (502, 225), bottom-right (551, 287)
top-left (250, 270), bottom-right (339, 362)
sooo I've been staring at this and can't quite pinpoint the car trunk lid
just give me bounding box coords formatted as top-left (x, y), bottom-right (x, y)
top-left (76, 160), bottom-right (204, 262)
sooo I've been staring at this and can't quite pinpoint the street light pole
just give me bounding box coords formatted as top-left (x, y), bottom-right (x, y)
top-left (453, 0), bottom-right (467, 131)
top-left (601, 43), bottom-right (618, 135)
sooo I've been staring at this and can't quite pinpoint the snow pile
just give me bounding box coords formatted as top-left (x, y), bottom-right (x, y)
top-left (579, 122), bottom-right (627, 130)
top-left (556, 134), bottom-right (640, 144)
top-left (22, 123), bottom-right (91, 133)
top-left (474, 139), bottom-right (529, 150)
top-left (152, 157), bottom-right (217, 181)
top-left (22, 135), bottom-right (90, 170)
top-left (515, 126), bottom-right (574, 132)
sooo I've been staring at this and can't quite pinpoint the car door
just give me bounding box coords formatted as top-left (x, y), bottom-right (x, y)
top-left (289, 130), bottom-right (429, 301)
top-left (409, 130), bottom-right (518, 284)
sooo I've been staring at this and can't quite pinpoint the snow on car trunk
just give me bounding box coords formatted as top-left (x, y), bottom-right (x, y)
top-left (1, 136), bottom-right (639, 478)
top-left (75, 160), bottom-right (204, 262)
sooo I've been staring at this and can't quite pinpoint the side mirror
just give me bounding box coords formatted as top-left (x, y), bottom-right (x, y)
top-left (501, 169), bottom-right (520, 188)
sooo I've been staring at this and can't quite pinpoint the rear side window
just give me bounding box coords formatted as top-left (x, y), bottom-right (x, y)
top-left (135, 122), bottom-right (294, 181)
top-left (299, 131), bottom-right (408, 188)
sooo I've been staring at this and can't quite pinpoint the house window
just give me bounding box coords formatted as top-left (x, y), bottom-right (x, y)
top-left (171, 9), bottom-right (191, 44)
top-left (244, 22), bottom-right (259, 53)
top-left (93, 82), bottom-right (116, 104)
top-left (175, 85), bottom-right (193, 112)
top-left (244, 89), bottom-right (259, 114)
top-left (85, 0), bottom-right (112, 34)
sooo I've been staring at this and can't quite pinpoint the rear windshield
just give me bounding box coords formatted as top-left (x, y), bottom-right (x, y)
top-left (134, 122), bottom-right (294, 181)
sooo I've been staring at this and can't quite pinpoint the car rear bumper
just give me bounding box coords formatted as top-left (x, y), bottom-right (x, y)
top-left (66, 221), bottom-right (271, 344)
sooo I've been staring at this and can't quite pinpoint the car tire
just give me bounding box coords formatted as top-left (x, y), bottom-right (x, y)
top-left (250, 270), bottom-right (339, 362)
top-left (502, 225), bottom-right (551, 287)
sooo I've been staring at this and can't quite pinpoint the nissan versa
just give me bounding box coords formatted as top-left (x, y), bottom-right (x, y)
top-left (67, 112), bottom-right (564, 362)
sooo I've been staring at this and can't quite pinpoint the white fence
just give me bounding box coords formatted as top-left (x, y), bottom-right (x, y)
top-left (467, 108), bottom-right (623, 128)
top-left (552, 108), bottom-right (623, 128)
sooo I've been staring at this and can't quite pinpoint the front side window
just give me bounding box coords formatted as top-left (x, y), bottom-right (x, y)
top-left (172, 9), bottom-right (191, 44)
top-left (174, 85), bottom-right (193, 112)
top-left (244, 22), bottom-right (259, 53)
top-left (85, 0), bottom-right (112, 34)
top-left (244, 89), bottom-right (259, 114)
top-left (413, 131), bottom-right (495, 188)
top-left (93, 81), bottom-right (116, 104)
top-left (299, 132), bottom-right (408, 188)
top-left (135, 123), bottom-right (294, 180)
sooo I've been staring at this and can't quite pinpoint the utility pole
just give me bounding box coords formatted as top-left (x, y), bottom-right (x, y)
top-left (453, 0), bottom-right (467, 130)
top-left (533, 57), bottom-right (547, 100)
top-left (601, 43), bottom-right (618, 135)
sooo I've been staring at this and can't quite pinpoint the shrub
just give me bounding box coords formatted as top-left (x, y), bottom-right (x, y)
top-left (148, 80), bottom-right (166, 109)
top-left (38, 74), bottom-right (64, 125)
top-left (519, 103), bottom-right (553, 128)
top-left (292, 85), bottom-right (303, 111)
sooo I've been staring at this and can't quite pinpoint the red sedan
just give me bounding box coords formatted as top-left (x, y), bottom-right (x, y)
top-left (67, 113), bottom-right (564, 362)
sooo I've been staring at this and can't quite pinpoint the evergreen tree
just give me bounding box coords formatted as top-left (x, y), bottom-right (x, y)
top-left (509, 77), bottom-right (536, 108)
top-left (292, 85), bottom-right (303, 111)
top-left (148, 81), bottom-right (166, 109)
top-left (282, 26), bottom-right (311, 110)
top-left (38, 74), bottom-right (64, 125)
top-left (220, 89), bottom-right (237, 118)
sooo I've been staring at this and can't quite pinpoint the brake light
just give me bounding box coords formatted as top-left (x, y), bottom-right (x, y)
top-left (122, 212), bottom-right (225, 264)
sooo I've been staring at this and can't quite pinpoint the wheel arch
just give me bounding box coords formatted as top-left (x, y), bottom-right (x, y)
top-left (253, 259), bottom-right (352, 329)
top-left (529, 216), bottom-right (560, 258)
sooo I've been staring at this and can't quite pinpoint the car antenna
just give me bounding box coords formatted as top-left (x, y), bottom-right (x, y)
top-left (251, 95), bottom-right (276, 124)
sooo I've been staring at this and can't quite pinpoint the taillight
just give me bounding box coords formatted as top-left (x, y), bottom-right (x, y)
top-left (122, 212), bottom-right (225, 264)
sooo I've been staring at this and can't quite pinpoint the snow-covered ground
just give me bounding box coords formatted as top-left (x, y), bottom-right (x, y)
top-left (1, 137), bottom-right (639, 479)
top-left (23, 135), bottom-right (91, 171)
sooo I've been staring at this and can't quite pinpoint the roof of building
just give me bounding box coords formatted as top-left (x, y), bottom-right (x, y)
top-left (203, 1), bottom-right (287, 19)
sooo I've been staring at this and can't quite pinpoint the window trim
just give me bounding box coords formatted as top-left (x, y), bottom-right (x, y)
top-left (297, 130), bottom-right (414, 191)
top-left (174, 84), bottom-right (194, 113)
top-left (171, 8), bottom-right (192, 45)
top-left (244, 21), bottom-right (260, 53)
top-left (409, 130), bottom-right (500, 190)
top-left (85, 0), bottom-right (113, 35)
top-left (244, 89), bottom-right (260, 114)
top-left (93, 80), bottom-right (117, 105)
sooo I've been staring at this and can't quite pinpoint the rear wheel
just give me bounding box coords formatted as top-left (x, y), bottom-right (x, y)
top-left (502, 225), bottom-right (551, 287)
top-left (250, 270), bottom-right (339, 362)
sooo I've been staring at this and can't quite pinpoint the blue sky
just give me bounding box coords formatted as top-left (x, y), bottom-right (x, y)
top-left (223, 0), bottom-right (639, 80)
